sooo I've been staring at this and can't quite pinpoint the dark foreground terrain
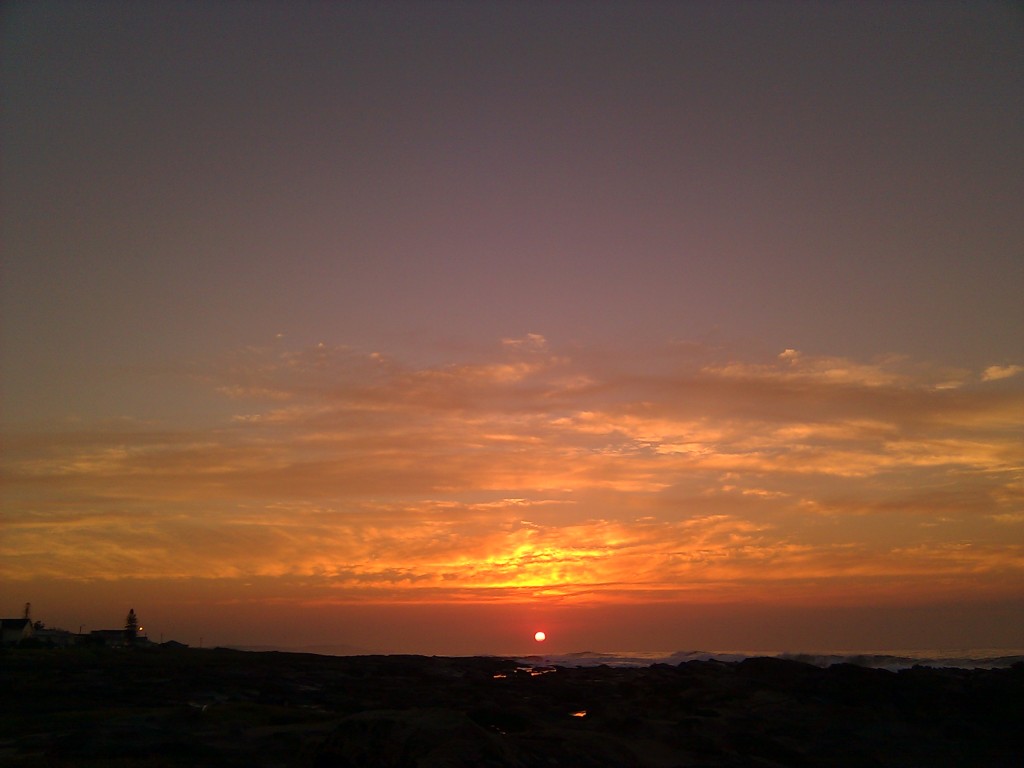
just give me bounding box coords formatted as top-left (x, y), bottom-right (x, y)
top-left (1, 647), bottom-right (1021, 767)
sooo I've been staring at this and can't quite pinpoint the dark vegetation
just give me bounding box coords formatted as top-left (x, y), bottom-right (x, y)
top-left (1, 646), bottom-right (1021, 767)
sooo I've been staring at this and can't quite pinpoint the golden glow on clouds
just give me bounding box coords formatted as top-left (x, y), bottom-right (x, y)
top-left (2, 338), bottom-right (1022, 607)
top-left (982, 365), bottom-right (1024, 382)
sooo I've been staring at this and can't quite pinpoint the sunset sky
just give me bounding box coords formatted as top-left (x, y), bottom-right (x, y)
top-left (2, 1), bottom-right (1022, 655)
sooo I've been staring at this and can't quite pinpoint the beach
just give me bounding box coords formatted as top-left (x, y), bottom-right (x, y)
top-left (2, 645), bottom-right (1021, 767)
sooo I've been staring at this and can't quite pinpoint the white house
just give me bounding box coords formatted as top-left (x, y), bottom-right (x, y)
top-left (0, 618), bottom-right (34, 645)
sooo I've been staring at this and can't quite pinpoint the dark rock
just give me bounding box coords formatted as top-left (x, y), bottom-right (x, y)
top-left (2, 646), bottom-right (1022, 767)
top-left (312, 708), bottom-right (512, 768)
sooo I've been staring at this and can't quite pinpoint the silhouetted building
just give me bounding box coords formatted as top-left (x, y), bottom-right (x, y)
top-left (89, 608), bottom-right (149, 647)
top-left (32, 626), bottom-right (77, 647)
top-left (89, 629), bottom-right (132, 647)
top-left (0, 618), bottom-right (34, 645)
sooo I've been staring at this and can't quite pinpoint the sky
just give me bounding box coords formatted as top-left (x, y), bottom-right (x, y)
top-left (1, 0), bottom-right (1022, 656)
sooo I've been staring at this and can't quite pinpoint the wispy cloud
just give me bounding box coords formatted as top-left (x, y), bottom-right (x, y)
top-left (2, 341), bottom-right (1022, 605)
top-left (982, 364), bottom-right (1024, 382)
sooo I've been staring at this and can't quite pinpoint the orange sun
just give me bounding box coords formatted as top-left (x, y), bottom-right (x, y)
top-left (534, 631), bottom-right (546, 642)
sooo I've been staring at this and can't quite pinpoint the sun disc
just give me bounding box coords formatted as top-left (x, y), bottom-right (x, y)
top-left (534, 631), bottom-right (546, 642)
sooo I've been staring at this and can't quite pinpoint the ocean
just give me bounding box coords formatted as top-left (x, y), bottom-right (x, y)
top-left (514, 648), bottom-right (1024, 671)
top-left (255, 644), bottom-right (1024, 670)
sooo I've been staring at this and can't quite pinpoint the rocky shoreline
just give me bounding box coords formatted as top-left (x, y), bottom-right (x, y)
top-left (2, 646), bottom-right (1021, 767)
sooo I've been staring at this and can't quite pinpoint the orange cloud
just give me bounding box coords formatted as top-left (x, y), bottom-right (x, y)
top-left (2, 342), bottom-right (1022, 609)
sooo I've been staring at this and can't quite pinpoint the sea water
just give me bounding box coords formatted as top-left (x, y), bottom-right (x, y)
top-left (516, 648), bottom-right (1024, 670)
